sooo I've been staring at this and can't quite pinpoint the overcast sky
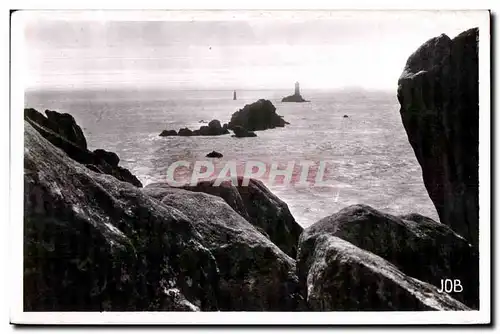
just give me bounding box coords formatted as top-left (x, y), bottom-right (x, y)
top-left (21, 10), bottom-right (487, 91)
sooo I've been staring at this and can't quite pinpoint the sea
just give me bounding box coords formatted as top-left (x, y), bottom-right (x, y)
top-left (25, 88), bottom-right (439, 228)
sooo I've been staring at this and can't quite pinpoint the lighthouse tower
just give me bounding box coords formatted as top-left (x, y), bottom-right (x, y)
top-left (294, 82), bottom-right (300, 96)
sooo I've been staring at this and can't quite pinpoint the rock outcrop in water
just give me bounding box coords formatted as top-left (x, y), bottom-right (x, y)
top-left (297, 205), bottom-right (471, 311)
top-left (159, 129), bottom-right (177, 137)
top-left (228, 99), bottom-right (289, 131)
top-left (397, 28), bottom-right (479, 247)
top-left (281, 82), bottom-right (309, 103)
top-left (231, 125), bottom-right (257, 138)
top-left (205, 150), bottom-right (223, 158)
top-left (24, 122), bottom-right (305, 311)
top-left (160, 119), bottom-right (230, 137)
top-left (24, 108), bottom-right (142, 187)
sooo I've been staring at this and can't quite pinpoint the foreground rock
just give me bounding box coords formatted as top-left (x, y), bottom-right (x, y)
top-left (25, 123), bottom-right (304, 311)
top-left (302, 205), bottom-right (478, 308)
top-left (25, 108), bottom-right (88, 149)
top-left (24, 122), bottom-right (217, 311)
top-left (160, 189), bottom-right (305, 311)
top-left (178, 178), bottom-right (303, 259)
top-left (297, 233), bottom-right (469, 311)
top-left (228, 99), bottom-right (289, 131)
top-left (231, 125), bottom-right (257, 138)
top-left (24, 108), bottom-right (142, 187)
top-left (398, 28), bottom-right (479, 246)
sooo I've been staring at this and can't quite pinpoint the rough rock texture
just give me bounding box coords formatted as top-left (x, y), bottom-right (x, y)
top-left (160, 189), bottom-right (305, 311)
top-left (231, 125), bottom-right (257, 138)
top-left (24, 108), bottom-right (142, 187)
top-left (303, 205), bottom-right (478, 308)
top-left (25, 123), bottom-right (304, 311)
top-left (228, 99), bottom-right (289, 131)
top-left (25, 108), bottom-right (88, 149)
top-left (297, 234), bottom-right (469, 311)
top-left (24, 122), bottom-right (218, 311)
top-left (172, 178), bottom-right (303, 259)
top-left (397, 28), bottom-right (479, 246)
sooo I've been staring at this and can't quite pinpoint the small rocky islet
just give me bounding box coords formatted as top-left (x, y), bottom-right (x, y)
top-left (159, 98), bottom-right (289, 138)
top-left (24, 28), bottom-right (479, 311)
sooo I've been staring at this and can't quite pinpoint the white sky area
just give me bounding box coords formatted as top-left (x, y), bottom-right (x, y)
top-left (21, 10), bottom-right (487, 91)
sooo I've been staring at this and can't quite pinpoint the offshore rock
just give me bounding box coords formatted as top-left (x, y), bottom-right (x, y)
top-left (231, 125), bottom-right (257, 138)
top-left (228, 99), bottom-right (289, 131)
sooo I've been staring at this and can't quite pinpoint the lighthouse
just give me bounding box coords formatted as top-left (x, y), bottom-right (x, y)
top-left (294, 82), bottom-right (300, 96)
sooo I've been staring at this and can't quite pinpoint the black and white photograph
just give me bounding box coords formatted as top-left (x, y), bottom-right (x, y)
top-left (9, 8), bottom-right (491, 325)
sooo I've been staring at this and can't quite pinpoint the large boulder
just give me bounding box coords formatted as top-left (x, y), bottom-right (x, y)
top-left (26, 108), bottom-right (87, 149)
top-left (176, 178), bottom-right (302, 259)
top-left (228, 99), bottom-right (289, 131)
top-left (397, 28), bottom-right (479, 246)
top-left (302, 205), bottom-right (478, 308)
top-left (25, 123), bottom-right (305, 311)
top-left (24, 122), bottom-right (218, 311)
top-left (160, 189), bottom-right (305, 311)
top-left (297, 233), bottom-right (469, 311)
top-left (24, 109), bottom-right (142, 187)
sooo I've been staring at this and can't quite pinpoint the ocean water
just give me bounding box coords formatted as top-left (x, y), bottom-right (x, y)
top-left (25, 88), bottom-right (439, 228)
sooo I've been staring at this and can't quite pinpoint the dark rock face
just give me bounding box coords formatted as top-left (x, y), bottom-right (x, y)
top-left (231, 125), bottom-right (257, 138)
top-left (159, 129), bottom-right (177, 137)
top-left (178, 128), bottom-right (193, 136)
top-left (24, 108), bottom-right (142, 187)
top-left (228, 99), bottom-right (289, 131)
top-left (24, 123), bottom-right (218, 311)
top-left (93, 149), bottom-right (120, 167)
top-left (176, 178), bottom-right (303, 259)
top-left (297, 233), bottom-right (469, 311)
top-left (160, 119), bottom-right (229, 137)
top-left (25, 124), bottom-right (305, 311)
top-left (205, 150), bottom-right (223, 158)
top-left (397, 28), bottom-right (479, 246)
top-left (281, 94), bottom-right (308, 103)
top-left (26, 108), bottom-right (87, 149)
top-left (160, 189), bottom-right (305, 311)
top-left (303, 204), bottom-right (478, 308)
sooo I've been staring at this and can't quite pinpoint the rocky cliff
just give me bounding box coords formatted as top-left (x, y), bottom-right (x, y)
top-left (397, 28), bottom-right (479, 247)
top-left (24, 121), bottom-right (305, 311)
